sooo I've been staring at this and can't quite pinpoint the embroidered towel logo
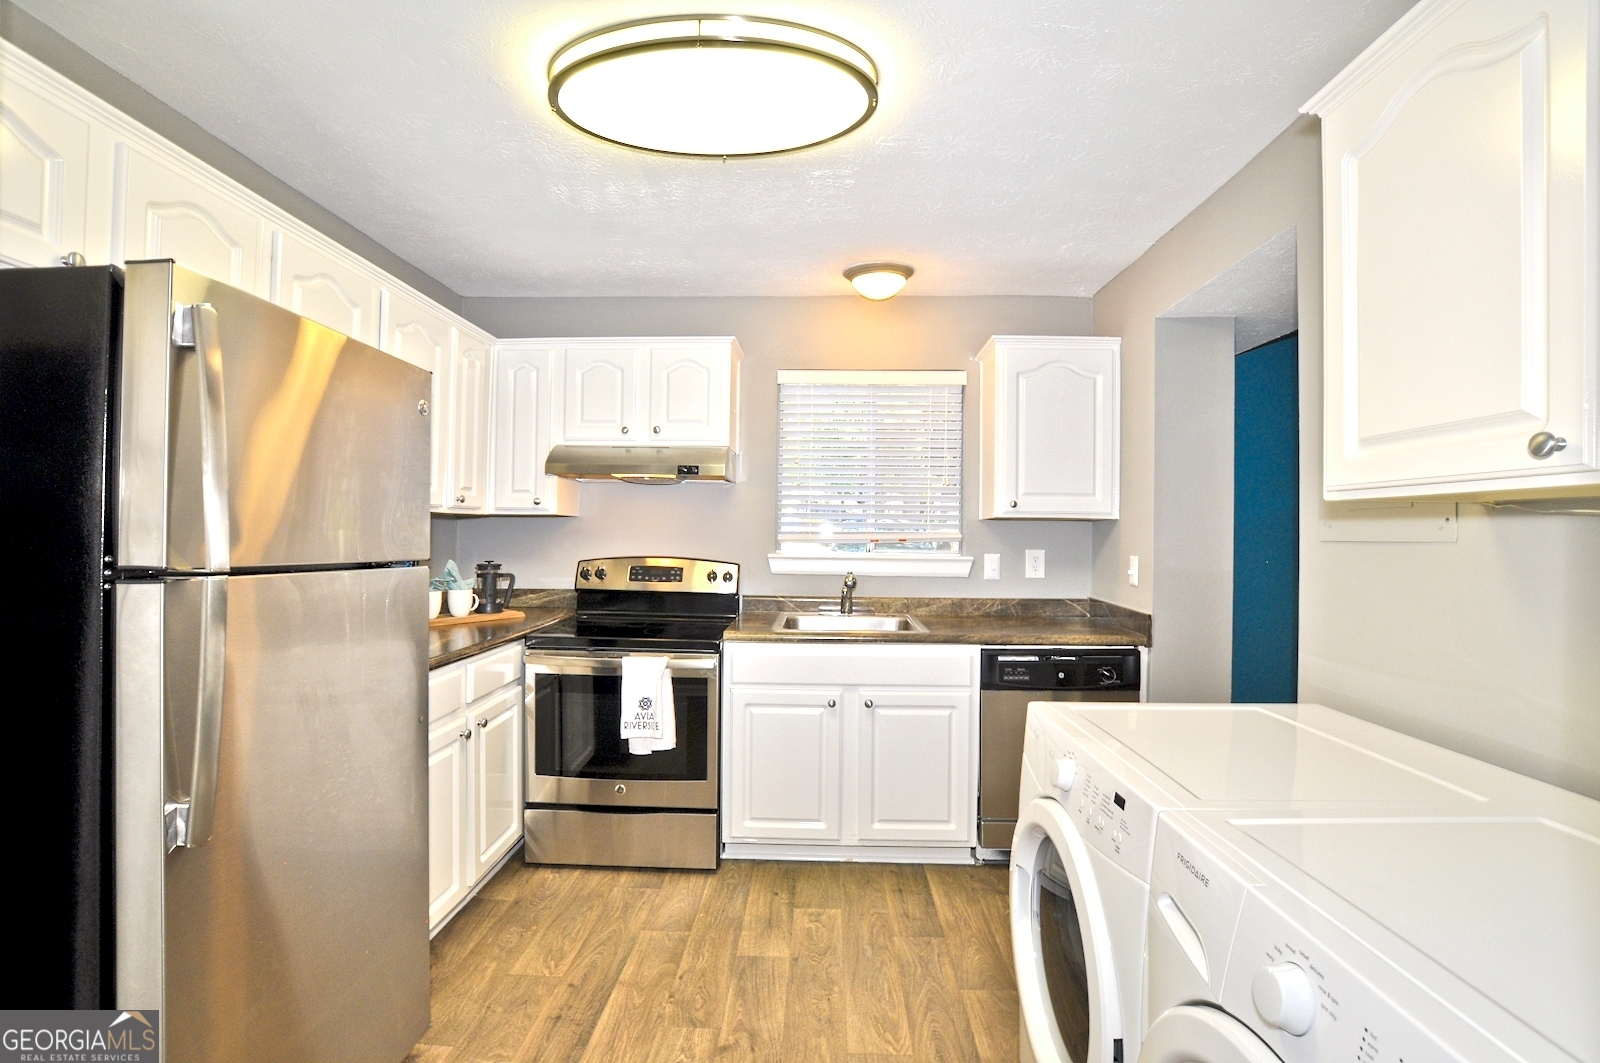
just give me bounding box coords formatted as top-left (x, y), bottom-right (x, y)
top-left (634, 695), bottom-right (658, 732)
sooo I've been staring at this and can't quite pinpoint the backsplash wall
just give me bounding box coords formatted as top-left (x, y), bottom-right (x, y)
top-left (440, 295), bottom-right (1098, 600)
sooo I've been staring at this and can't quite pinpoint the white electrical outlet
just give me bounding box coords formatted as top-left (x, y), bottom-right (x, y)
top-left (983, 553), bottom-right (1001, 580)
top-left (1127, 555), bottom-right (1140, 587)
top-left (1025, 549), bottom-right (1045, 579)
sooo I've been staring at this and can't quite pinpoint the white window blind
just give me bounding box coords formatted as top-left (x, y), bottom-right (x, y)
top-left (777, 375), bottom-right (964, 550)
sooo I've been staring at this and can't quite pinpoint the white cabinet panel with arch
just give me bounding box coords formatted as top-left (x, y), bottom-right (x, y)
top-left (269, 229), bottom-right (382, 346)
top-left (560, 344), bottom-right (642, 441)
top-left (980, 336), bottom-right (1121, 519)
top-left (490, 343), bottom-right (577, 515)
top-left (451, 342), bottom-right (490, 512)
top-left (116, 143), bottom-right (261, 291)
top-left (0, 80), bottom-right (90, 267)
top-left (648, 343), bottom-right (733, 443)
top-left (550, 337), bottom-right (740, 448)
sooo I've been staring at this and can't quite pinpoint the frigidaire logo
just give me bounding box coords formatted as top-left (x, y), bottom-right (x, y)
top-left (0, 1009), bottom-right (158, 1062)
top-left (1176, 851), bottom-right (1210, 887)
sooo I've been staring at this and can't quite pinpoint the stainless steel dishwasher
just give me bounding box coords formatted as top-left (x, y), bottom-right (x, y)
top-left (978, 647), bottom-right (1141, 857)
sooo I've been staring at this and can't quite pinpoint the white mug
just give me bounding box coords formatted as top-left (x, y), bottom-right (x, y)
top-left (446, 589), bottom-right (479, 617)
top-left (428, 590), bottom-right (442, 619)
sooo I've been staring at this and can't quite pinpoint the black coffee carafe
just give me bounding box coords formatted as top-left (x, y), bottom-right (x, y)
top-left (473, 561), bottom-right (517, 614)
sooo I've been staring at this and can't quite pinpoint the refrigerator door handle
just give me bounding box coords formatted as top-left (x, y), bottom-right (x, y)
top-left (165, 576), bottom-right (228, 851)
top-left (173, 303), bottom-right (232, 572)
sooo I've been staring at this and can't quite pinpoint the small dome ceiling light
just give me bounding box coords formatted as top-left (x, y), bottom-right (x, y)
top-left (844, 262), bottom-right (914, 300)
top-left (548, 16), bottom-right (878, 158)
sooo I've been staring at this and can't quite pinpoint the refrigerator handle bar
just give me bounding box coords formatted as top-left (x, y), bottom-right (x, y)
top-left (174, 303), bottom-right (231, 572)
top-left (165, 576), bottom-right (228, 850)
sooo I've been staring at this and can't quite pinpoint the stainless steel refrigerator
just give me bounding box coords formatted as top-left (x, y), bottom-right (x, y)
top-left (0, 260), bottom-right (431, 1061)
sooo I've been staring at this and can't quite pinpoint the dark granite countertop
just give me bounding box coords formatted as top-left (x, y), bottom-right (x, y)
top-left (722, 596), bottom-right (1150, 647)
top-left (428, 590), bottom-right (573, 669)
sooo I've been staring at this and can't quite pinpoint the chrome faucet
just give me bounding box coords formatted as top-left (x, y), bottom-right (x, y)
top-left (840, 572), bottom-right (857, 615)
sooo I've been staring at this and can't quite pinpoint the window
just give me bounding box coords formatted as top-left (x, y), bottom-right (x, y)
top-left (769, 370), bottom-right (973, 576)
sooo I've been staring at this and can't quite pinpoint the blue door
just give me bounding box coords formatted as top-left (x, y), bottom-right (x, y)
top-left (1233, 334), bottom-right (1298, 702)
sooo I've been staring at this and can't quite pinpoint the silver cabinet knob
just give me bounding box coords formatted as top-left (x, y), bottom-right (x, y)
top-left (1010, 500), bottom-right (1018, 508)
top-left (614, 783), bottom-right (626, 794)
top-left (1529, 431), bottom-right (1568, 459)
top-left (826, 699), bottom-right (836, 708)
top-left (417, 399), bottom-right (429, 416)
top-left (621, 425), bottom-right (629, 434)
top-left (532, 497), bottom-right (542, 506)
top-left (864, 699), bottom-right (874, 708)
top-left (459, 729), bottom-right (471, 741)
top-left (455, 493), bottom-right (466, 504)
top-left (653, 425), bottom-right (662, 434)
top-left (477, 718), bottom-right (488, 728)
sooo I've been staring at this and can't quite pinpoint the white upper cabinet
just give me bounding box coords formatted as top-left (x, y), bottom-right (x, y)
top-left (117, 142), bottom-right (261, 291)
top-left (0, 78), bottom-right (90, 268)
top-left (550, 338), bottom-right (742, 448)
top-left (980, 336), bottom-right (1121, 519)
top-left (269, 229), bottom-right (382, 346)
top-left (490, 344), bottom-right (577, 515)
top-left (450, 342), bottom-right (490, 512)
top-left (1306, 0), bottom-right (1600, 499)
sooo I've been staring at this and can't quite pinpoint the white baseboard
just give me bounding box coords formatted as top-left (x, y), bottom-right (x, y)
top-left (721, 842), bottom-right (976, 864)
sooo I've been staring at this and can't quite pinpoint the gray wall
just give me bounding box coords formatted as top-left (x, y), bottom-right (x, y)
top-left (1150, 317), bottom-right (1235, 702)
top-left (447, 295), bottom-right (1098, 599)
top-left (1094, 116), bottom-right (1600, 799)
top-left (0, 0), bottom-right (461, 311)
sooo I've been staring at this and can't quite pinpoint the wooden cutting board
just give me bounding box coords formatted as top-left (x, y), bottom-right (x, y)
top-left (429, 608), bottom-right (526, 629)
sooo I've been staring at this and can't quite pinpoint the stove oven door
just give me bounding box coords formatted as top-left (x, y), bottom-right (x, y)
top-left (524, 650), bottom-right (719, 809)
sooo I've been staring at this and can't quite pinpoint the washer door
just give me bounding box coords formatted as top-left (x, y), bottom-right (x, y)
top-left (1139, 1006), bottom-right (1281, 1063)
top-left (1011, 796), bottom-right (1122, 1063)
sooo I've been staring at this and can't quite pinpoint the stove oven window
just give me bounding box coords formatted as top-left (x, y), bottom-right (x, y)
top-left (532, 672), bottom-right (709, 782)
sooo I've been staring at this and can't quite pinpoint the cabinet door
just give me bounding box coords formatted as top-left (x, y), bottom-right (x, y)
top-left (1311, 0), bottom-right (1598, 497)
top-left (491, 345), bottom-right (573, 514)
top-left (726, 685), bottom-right (842, 841)
top-left (118, 143), bottom-right (261, 291)
top-left (427, 714), bottom-right (472, 930)
top-left (451, 343), bottom-right (489, 511)
top-left (647, 343), bottom-right (729, 444)
top-left (0, 79), bottom-right (90, 267)
top-left (560, 345), bottom-right (642, 441)
top-left (471, 686), bottom-right (522, 879)
top-left (269, 229), bottom-right (382, 345)
top-left (988, 339), bottom-right (1121, 519)
top-left (854, 687), bottom-right (973, 843)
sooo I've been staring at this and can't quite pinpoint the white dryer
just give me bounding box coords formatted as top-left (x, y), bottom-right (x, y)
top-left (1143, 806), bottom-right (1600, 1063)
top-left (1010, 703), bottom-right (1583, 1063)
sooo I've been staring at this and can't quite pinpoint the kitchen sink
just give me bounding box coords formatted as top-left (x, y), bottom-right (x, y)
top-left (772, 612), bottom-right (929, 634)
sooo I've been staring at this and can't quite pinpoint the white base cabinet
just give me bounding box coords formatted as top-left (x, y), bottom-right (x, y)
top-left (1305, 0), bottom-right (1600, 500)
top-left (427, 645), bottom-right (524, 932)
top-left (723, 643), bottom-right (978, 851)
top-left (979, 336), bottom-right (1122, 519)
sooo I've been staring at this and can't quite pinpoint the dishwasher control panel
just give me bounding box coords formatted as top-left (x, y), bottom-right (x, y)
top-left (982, 647), bottom-right (1140, 691)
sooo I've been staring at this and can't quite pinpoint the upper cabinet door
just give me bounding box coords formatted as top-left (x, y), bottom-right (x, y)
top-left (384, 294), bottom-right (454, 509)
top-left (270, 229), bottom-right (382, 346)
top-left (0, 79), bottom-right (90, 268)
top-left (451, 343), bottom-right (489, 511)
top-left (647, 343), bottom-right (731, 444)
top-left (561, 345), bottom-right (642, 441)
top-left (491, 345), bottom-right (577, 515)
top-left (981, 336), bottom-right (1121, 519)
top-left (118, 143), bottom-right (261, 292)
top-left (1307, 0), bottom-right (1599, 499)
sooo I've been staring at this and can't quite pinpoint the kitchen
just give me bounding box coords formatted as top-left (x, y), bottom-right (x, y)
top-left (3, 1), bottom-right (1598, 1062)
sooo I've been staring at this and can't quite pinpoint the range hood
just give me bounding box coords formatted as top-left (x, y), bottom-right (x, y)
top-left (544, 445), bottom-right (736, 483)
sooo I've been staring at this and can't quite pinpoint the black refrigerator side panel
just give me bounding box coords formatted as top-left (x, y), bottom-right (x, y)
top-left (0, 266), bottom-right (121, 1006)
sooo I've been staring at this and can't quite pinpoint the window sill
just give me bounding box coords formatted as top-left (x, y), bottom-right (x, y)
top-left (766, 553), bottom-right (975, 577)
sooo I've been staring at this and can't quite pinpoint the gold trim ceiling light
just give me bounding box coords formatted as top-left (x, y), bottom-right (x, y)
top-left (844, 261), bottom-right (913, 300)
top-left (548, 16), bottom-right (878, 157)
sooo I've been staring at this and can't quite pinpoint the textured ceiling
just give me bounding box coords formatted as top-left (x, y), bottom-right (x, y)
top-left (15, 0), bottom-right (1410, 297)
top-left (1165, 226), bottom-right (1298, 353)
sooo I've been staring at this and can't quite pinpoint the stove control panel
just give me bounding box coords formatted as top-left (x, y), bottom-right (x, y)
top-left (575, 556), bottom-right (739, 593)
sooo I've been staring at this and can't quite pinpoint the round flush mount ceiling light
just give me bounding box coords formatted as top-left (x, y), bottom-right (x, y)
top-left (844, 261), bottom-right (913, 300)
top-left (548, 16), bottom-right (878, 157)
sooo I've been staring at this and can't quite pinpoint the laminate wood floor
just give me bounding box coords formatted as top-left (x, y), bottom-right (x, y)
top-left (409, 859), bottom-right (1020, 1063)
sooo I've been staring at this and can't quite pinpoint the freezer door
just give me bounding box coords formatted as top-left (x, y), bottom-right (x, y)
top-left (119, 261), bottom-right (430, 570)
top-left (121, 566), bottom-right (431, 1062)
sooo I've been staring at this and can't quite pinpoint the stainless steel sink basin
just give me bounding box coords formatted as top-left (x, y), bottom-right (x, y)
top-left (772, 612), bottom-right (929, 634)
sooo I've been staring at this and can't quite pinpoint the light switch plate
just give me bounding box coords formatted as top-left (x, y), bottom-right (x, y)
top-left (1127, 555), bottom-right (1140, 586)
top-left (1025, 549), bottom-right (1045, 579)
top-left (983, 553), bottom-right (1001, 579)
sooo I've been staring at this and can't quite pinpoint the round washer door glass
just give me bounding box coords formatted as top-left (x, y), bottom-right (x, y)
top-left (1036, 836), bottom-right (1091, 1062)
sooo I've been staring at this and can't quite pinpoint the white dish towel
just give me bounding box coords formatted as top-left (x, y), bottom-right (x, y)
top-left (619, 655), bottom-right (676, 755)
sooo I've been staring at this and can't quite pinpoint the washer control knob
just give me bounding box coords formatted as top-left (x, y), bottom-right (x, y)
top-left (1052, 758), bottom-right (1077, 792)
top-left (1252, 962), bottom-right (1316, 1035)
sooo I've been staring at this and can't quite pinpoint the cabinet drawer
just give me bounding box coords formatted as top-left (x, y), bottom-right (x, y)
top-left (466, 644), bottom-right (523, 702)
top-left (428, 664), bottom-right (466, 723)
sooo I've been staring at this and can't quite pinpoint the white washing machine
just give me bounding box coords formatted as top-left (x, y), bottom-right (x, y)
top-left (1010, 703), bottom-right (1587, 1063)
top-left (1143, 805), bottom-right (1600, 1063)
